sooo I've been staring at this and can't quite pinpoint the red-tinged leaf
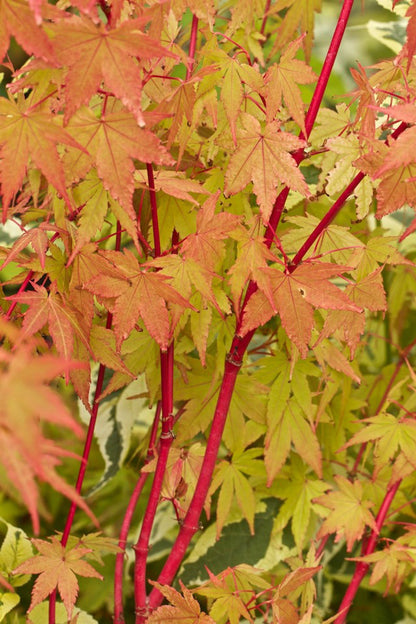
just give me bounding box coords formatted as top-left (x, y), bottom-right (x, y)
top-left (240, 262), bottom-right (361, 357)
top-left (0, 322), bottom-right (95, 533)
top-left (357, 127), bottom-right (416, 217)
top-left (406, 1), bottom-right (416, 68)
top-left (264, 37), bottom-right (316, 133)
top-left (51, 15), bottom-right (175, 125)
top-left (13, 536), bottom-right (102, 619)
top-left (66, 107), bottom-right (174, 212)
top-left (278, 566), bottom-right (321, 599)
top-left (350, 543), bottom-right (414, 594)
top-left (224, 113), bottom-right (308, 221)
top-left (0, 97), bottom-right (83, 219)
top-left (0, 0), bottom-right (54, 61)
top-left (272, 597), bottom-right (299, 624)
top-left (315, 477), bottom-right (377, 552)
top-left (149, 581), bottom-right (215, 624)
top-left (181, 195), bottom-right (240, 271)
top-left (7, 284), bottom-right (49, 339)
top-left (135, 169), bottom-right (210, 205)
top-left (346, 269), bottom-right (387, 312)
top-left (313, 341), bottom-right (360, 385)
top-left (0, 226), bottom-right (50, 270)
top-left (318, 309), bottom-right (365, 359)
top-left (85, 249), bottom-right (192, 349)
top-left (227, 221), bottom-right (279, 312)
top-left (7, 286), bottom-right (91, 380)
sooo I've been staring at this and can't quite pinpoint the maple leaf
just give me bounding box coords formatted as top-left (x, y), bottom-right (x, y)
top-left (195, 566), bottom-right (267, 624)
top-left (240, 261), bottom-right (362, 358)
top-left (266, 399), bottom-right (322, 484)
top-left (272, 566), bottom-right (321, 624)
top-left (51, 15), bottom-right (175, 124)
top-left (315, 476), bottom-right (377, 552)
top-left (224, 113), bottom-right (309, 221)
top-left (6, 284), bottom-right (91, 380)
top-left (0, 319), bottom-right (95, 533)
top-left (181, 194), bottom-right (240, 272)
top-left (148, 581), bottom-right (215, 624)
top-left (268, 0), bottom-right (322, 62)
top-left (135, 169), bottom-right (210, 206)
top-left (0, 224), bottom-right (52, 271)
top-left (350, 542), bottom-right (415, 594)
top-left (0, 0), bottom-right (54, 62)
top-left (0, 95), bottom-right (84, 220)
top-left (209, 448), bottom-right (264, 537)
top-left (227, 219), bottom-right (279, 313)
top-left (273, 463), bottom-right (328, 548)
top-left (66, 106), bottom-right (174, 212)
top-left (342, 413), bottom-right (416, 477)
top-left (264, 37), bottom-right (316, 133)
top-left (13, 536), bottom-right (102, 619)
top-left (84, 248), bottom-right (192, 349)
top-left (203, 51), bottom-right (263, 144)
top-left (356, 121), bottom-right (416, 220)
top-left (405, 1), bottom-right (416, 68)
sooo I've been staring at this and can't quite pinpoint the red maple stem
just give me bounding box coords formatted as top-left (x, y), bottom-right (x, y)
top-left (260, 0), bottom-right (272, 36)
top-left (187, 15), bottom-right (199, 80)
top-left (290, 120), bottom-right (408, 268)
top-left (148, 353), bottom-right (243, 610)
top-left (265, 0), bottom-right (355, 245)
top-left (134, 345), bottom-right (174, 622)
top-left (303, 0), bottom-right (355, 141)
top-left (113, 403), bottom-right (161, 623)
top-left (147, 163), bottom-right (161, 257)
top-left (334, 480), bottom-right (401, 624)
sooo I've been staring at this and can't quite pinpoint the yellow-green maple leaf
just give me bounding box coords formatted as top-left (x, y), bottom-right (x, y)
top-left (315, 477), bottom-right (377, 552)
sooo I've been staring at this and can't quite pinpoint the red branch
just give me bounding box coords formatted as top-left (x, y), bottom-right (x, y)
top-left (113, 404), bottom-right (161, 623)
top-left (334, 480), bottom-right (402, 624)
top-left (134, 345), bottom-right (175, 622)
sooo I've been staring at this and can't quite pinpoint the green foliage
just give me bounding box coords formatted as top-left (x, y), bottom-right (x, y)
top-left (1, 0), bottom-right (416, 623)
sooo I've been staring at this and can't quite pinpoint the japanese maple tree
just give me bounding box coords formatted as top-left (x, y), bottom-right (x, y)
top-left (1, 0), bottom-right (416, 623)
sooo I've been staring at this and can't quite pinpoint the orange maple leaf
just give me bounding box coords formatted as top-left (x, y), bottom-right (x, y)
top-left (224, 113), bottom-right (309, 222)
top-left (84, 249), bottom-right (193, 350)
top-left (6, 284), bottom-right (91, 379)
top-left (0, 0), bottom-right (54, 61)
top-left (180, 195), bottom-right (240, 272)
top-left (239, 261), bottom-right (362, 357)
top-left (66, 106), bottom-right (174, 212)
top-left (0, 95), bottom-right (84, 220)
top-left (13, 536), bottom-right (102, 619)
top-left (51, 15), bottom-right (175, 124)
top-left (149, 581), bottom-right (215, 624)
top-left (0, 319), bottom-right (95, 533)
